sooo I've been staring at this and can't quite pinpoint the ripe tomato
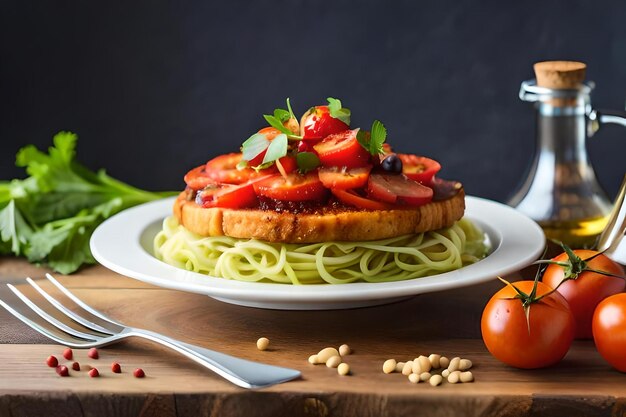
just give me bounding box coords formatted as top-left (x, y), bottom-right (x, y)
top-left (275, 156), bottom-right (297, 177)
top-left (205, 153), bottom-right (270, 184)
top-left (313, 130), bottom-right (371, 168)
top-left (318, 166), bottom-right (371, 190)
top-left (301, 105), bottom-right (349, 140)
top-left (367, 173), bottom-right (433, 206)
top-left (253, 172), bottom-right (327, 201)
top-left (398, 154), bottom-right (441, 184)
top-left (481, 280), bottom-right (575, 369)
top-left (331, 189), bottom-right (393, 210)
top-left (197, 182), bottom-right (258, 209)
top-left (593, 293), bottom-right (626, 372)
top-left (184, 165), bottom-right (214, 190)
top-left (542, 250), bottom-right (625, 339)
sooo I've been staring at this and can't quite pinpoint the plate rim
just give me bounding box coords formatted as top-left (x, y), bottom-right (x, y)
top-left (90, 196), bottom-right (545, 303)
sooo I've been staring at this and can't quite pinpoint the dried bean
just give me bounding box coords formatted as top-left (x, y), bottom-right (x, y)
top-left (383, 359), bottom-right (397, 374)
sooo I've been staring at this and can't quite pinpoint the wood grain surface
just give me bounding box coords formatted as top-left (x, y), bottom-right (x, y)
top-left (1, 257), bottom-right (626, 417)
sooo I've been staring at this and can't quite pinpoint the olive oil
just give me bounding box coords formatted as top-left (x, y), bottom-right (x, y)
top-left (510, 61), bottom-right (623, 247)
top-left (539, 215), bottom-right (609, 248)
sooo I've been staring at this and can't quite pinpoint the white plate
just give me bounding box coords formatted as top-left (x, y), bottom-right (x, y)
top-left (90, 196), bottom-right (545, 310)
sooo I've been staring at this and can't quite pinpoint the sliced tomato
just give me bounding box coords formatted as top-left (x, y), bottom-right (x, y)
top-left (319, 165), bottom-right (371, 190)
top-left (398, 154), bottom-right (441, 184)
top-left (313, 130), bottom-right (371, 168)
top-left (297, 139), bottom-right (320, 153)
top-left (368, 173), bottom-right (433, 206)
top-left (196, 183), bottom-right (256, 208)
top-left (205, 153), bottom-right (271, 184)
top-left (301, 105), bottom-right (349, 140)
top-left (253, 172), bottom-right (327, 201)
top-left (276, 156), bottom-right (297, 177)
top-left (332, 189), bottom-right (393, 210)
top-left (184, 165), bottom-right (215, 190)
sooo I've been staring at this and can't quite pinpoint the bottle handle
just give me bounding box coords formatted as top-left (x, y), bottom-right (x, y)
top-left (596, 175), bottom-right (626, 256)
top-left (587, 109), bottom-right (626, 137)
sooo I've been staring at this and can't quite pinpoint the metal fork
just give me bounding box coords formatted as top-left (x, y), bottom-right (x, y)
top-left (0, 273), bottom-right (301, 389)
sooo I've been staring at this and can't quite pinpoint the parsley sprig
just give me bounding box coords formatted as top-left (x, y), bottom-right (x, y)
top-left (327, 97), bottom-right (351, 125)
top-left (263, 98), bottom-right (302, 140)
top-left (0, 132), bottom-right (176, 273)
top-left (357, 120), bottom-right (387, 155)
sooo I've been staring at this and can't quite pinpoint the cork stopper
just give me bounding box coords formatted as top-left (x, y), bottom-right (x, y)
top-left (533, 61), bottom-right (586, 106)
top-left (534, 61), bottom-right (586, 89)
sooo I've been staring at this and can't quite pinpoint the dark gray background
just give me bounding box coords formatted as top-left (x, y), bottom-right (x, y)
top-left (1, 0), bottom-right (625, 202)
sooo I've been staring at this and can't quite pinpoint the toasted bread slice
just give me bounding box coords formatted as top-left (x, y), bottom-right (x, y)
top-left (173, 189), bottom-right (465, 243)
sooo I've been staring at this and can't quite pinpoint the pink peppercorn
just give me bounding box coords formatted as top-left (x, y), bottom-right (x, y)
top-left (87, 348), bottom-right (99, 359)
top-left (71, 362), bottom-right (80, 371)
top-left (56, 365), bottom-right (69, 377)
top-left (46, 355), bottom-right (58, 368)
top-left (111, 362), bottom-right (121, 373)
top-left (88, 368), bottom-right (99, 378)
top-left (63, 348), bottom-right (73, 360)
top-left (133, 368), bottom-right (145, 378)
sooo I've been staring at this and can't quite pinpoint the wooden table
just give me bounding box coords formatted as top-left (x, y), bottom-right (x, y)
top-left (1, 257), bottom-right (625, 417)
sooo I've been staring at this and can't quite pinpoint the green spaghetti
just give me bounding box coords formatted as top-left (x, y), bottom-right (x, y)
top-left (153, 216), bottom-right (489, 285)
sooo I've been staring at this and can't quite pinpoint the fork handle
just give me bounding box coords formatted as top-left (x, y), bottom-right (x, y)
top-left (126, 328), bottom-right (300, 389)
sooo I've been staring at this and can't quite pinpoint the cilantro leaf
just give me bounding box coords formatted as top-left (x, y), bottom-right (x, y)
top-left (357, 120), bottom-right (387, 155)
top-left (262, 134), bottom-right (288, 164)
top-left (241, 132), bottom-right (270, 163)
top-left (327, 97), bottom-right (351, 125)
top-left (273, 108), bottom-right (291, 123)
top-left (296, 152), bottom-right (321, 173)
top-left (263, 100), bottom-right (302, 140)
top-left (263, 114), bottom-right (295, 137)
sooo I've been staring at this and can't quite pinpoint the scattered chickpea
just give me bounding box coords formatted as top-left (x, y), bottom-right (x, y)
top-left (447, 370), bottom-right (461, 384)
top-left (429, 374), bottom-right (443, 387)
top-left (459, 359), bottom-right (473, 371)
top-left (395, 361), bottom-right (405, 373)
top-left (442, 369), bottom-right (450, 378)
top-left (419, 372), bottom-right (432, 382)
top-left (401, 361), bottom-right (414, 376)
top-left (383, 359), bottom-right (397, 374)
top-left (428, 354), bottom-right (441, 369)
top-left (408, 373), bottom-right (420, 384)
top-left (337, 363), bottom-right (350, 376)
top-left (338, 344), bottom-right (351, 356)
top-left (411, 360), bottom-right (421, 374)
top-left (256, 337), bottom-right (270, 351)
top-left (448, 357), bottom-right (461, 372)
top-left (326, 355), bottom-right (342, 368)
top-left (439, 356), bottom-right (450, 369)
top-left (418, 356), bottom-right (432, 373)
top-left (317, 347), bottom-right (340, 363)
top-left (308, 355), bottom-right (319, 365)
top-left (460, 371), bottom-right (474, 383)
